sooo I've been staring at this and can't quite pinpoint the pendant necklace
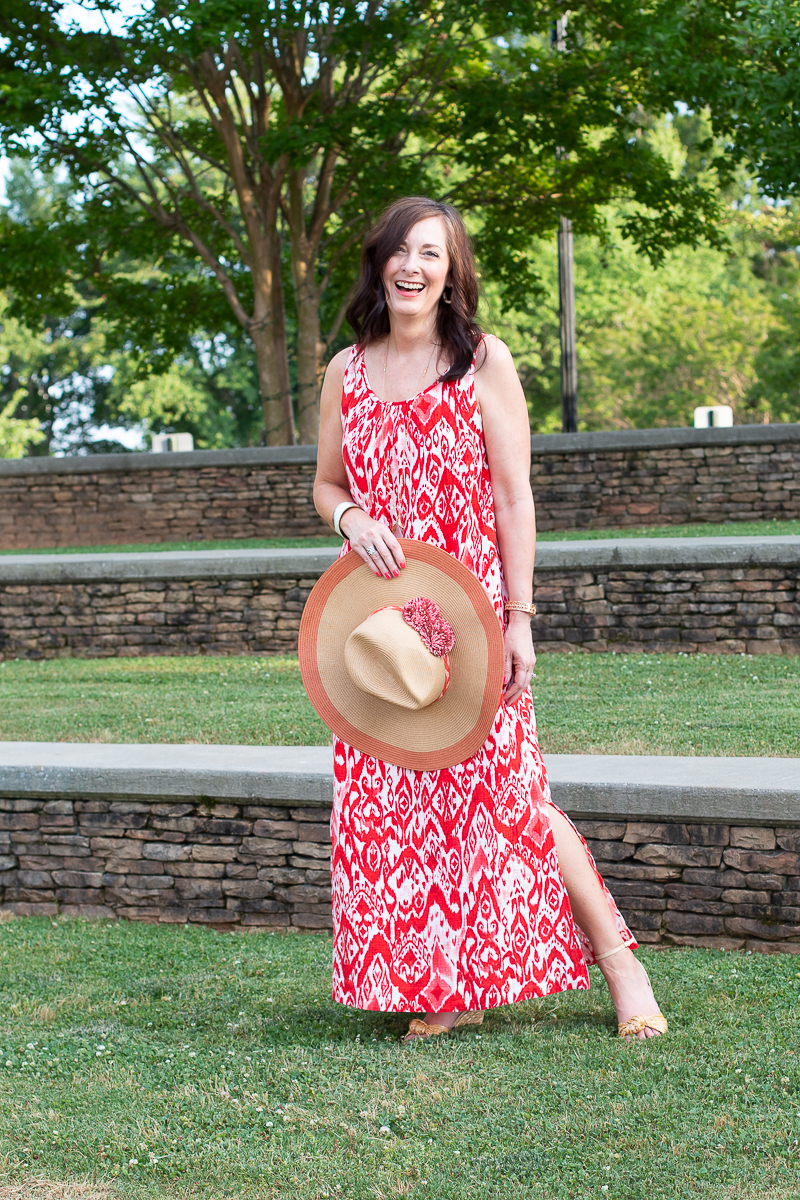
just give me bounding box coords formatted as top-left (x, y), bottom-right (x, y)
top-left (383, 336), bottom-right (439, 400)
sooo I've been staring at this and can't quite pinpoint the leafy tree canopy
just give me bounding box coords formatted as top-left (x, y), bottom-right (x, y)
top-left (0, 0), bottom-right (798, 445)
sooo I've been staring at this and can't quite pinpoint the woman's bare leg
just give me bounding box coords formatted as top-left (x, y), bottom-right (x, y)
top-left (404, 805), bottom-right (664, 1042)
top-left (547, 805), bottom-right (664, 1040)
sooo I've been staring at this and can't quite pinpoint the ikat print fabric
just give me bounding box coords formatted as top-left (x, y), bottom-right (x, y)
top-left (331, 345), bottom-right (634, 1012)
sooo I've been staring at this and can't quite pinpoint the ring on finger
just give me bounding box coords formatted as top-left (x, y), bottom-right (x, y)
top-left (365, 545), bottom-right (377, 557)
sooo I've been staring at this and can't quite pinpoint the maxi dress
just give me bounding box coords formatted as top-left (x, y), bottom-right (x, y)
top-left (331, 344), bottom-right (634, 1013)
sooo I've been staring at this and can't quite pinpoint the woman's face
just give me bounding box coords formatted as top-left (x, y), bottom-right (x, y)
top-left (381, 215), bottom-right (451, 325)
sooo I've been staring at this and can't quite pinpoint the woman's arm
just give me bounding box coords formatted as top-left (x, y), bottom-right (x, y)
top-left (474, 335), bottom-right (537, 704)
top-left (313, 349), bottom-right (406, 579)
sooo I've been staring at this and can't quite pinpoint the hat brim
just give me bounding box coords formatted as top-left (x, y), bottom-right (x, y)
top-left (298, 539), bottom-right (504, 770)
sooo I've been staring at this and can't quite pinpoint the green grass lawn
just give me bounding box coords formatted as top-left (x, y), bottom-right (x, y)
top-left (1, 518), bottom-right (798, 556)
top-left (1, 653), bottom-right (797, 756)
top-left (0, 919), bottom-right (797, 1199)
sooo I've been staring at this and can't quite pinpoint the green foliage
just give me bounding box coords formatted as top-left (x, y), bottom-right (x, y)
top-left (0, 281), bottom-right (265, 453)
top-left (485, 116), bottom-right (800, 430)
top-left (107, 335), bottom-right (264, 450)
top-left (1, 921), bottom-right (799, 1198)
top-left (0, 160), bottom-right (265, 451)
top-left (1, 4), bottom-right (799, 443)
top-left (631, 0), bottom-right (800, 201)
top-left (0, 290), bottom-right (111, 455)
top-left (3, 0), bottom-right (797, 443)
top-left (0, 396), bottom-right (44, 457)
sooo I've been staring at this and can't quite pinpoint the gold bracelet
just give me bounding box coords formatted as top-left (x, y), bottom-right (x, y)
top-left (504, 601), bottom-right (537, 616)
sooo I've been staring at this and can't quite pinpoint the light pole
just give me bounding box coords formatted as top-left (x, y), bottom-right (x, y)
top-left (553, 15), bottom-right (578, 433)
top-left (558, 215), bottom-right (578, 432)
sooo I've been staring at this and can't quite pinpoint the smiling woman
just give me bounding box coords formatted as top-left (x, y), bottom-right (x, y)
top-left (309, 195), bottom-right (667, 1045)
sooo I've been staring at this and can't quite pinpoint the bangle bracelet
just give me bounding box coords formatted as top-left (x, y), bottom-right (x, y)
top-left (332, 501), bottom-right (360, 538)
top-left (504, 601), bottom-right (537, 616)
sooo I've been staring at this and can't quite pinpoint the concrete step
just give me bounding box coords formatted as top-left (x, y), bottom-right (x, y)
top-left (0, 534), bottom-right (799, 583)
top-left (1, 742), bottom-right (797, 823)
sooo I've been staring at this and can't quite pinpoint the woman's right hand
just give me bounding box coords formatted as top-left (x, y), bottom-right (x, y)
top-left (340, 508), bottom-right (406, 579)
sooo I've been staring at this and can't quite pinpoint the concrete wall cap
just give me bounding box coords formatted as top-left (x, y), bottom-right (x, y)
top-left (530, 422), bottom-right (800, 455)
top-left (2, 422), bottom-right (799, 477)
top-left (0, 743), bottom-right (797, 822)
top-left (535, 534), bottom-right (800, 571)
top-left (0, 742), bottom-right (335, 804)
top-left (0, 546), bottom-right (340, 583)
top-left (0, 444), bottom-right (319, 476)
top-left (1, 535), bottom-right (798, 583)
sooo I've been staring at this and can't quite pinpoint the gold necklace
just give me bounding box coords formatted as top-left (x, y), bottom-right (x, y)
top-left (383, 336), bottom-right (439, 399)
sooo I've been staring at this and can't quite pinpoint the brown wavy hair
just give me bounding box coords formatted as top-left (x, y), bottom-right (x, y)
top-left (345, 196), bottom-right (483, 382)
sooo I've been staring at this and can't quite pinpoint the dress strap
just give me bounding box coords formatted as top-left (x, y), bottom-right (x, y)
top-left (341, 343), bottom-right (362, 417)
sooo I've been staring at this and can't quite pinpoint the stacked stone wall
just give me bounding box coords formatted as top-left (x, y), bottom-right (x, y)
top-left (0, 461), bottom-right (325, 550)
top-left (1, 428), bottom-right (799, 551)
top-left (0, 575), bottom-right (318, 659)
top-left (0, 795), bottom-right (332, 930)
top-left (2, 795), bottom-right (799, 953)
top-left (531, 441), bottom-right (800, 531)
top-left (1, 564), bottom-right (797, 660)
top-left (581, 818), bottom-right (800, 954)
top-left (531, 564), bottom-right (800, 654)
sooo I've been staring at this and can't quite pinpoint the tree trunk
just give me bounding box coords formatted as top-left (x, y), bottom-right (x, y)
top-left (250, 295), bottom-right (293, 446)
top-left (249, 230), bottom-right (295, 446)
top-left (296, 287), bottom-right (323, 444)
top-left (290, 224), bottom-right (324, 444)
top-left (251, 329), bottom-right (288, 445)
top-left (271, 231), bottom-right (296, 444)
top-left (287, 161), bottom-right (326, 445)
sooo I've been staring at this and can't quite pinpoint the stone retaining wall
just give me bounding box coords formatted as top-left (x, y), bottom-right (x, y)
top-left (0, 576), bottom-right (317, 659)
top-left (2, 425), bottom-right (799, 550)
top-left (2, 794), bottom-right (799, 953)
top-left (0, 450), bottom-right (324, 551)
top-left (0, 794), bottom-right (332, 930)
top-left (532, 429), bottom-right (800, 532)
top-left (1, 542), bottom-right (798, 658)
top-left (531, 564), bottom-right (800, 654)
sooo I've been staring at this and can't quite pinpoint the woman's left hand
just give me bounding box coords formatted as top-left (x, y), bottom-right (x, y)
top-left (503, 612), bottom-right (536, 704)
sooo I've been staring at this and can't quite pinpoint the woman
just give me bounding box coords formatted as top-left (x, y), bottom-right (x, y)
top-left (313, 196), bottom-right (666, 1041)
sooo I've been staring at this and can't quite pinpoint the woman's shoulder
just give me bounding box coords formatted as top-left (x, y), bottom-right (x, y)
top-left (320, 346), bottom-right (359, 415)
top-left (472, 334), bottom-right (525, 418)
top-left (325, 345), bottom-right (357, 380)
top-left (474, 333), bottom-right (515, 375)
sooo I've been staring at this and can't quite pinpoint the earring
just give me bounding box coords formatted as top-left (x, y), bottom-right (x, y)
top-left (442, 286), bottom-right (452, 305)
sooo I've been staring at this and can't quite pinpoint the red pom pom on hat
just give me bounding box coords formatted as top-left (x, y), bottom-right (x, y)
top-left (401, 597), bottom-right (455, 658)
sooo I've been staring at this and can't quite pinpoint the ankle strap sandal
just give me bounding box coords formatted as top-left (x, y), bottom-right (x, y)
top-left (402, 1011), bottom-right (484, 1043)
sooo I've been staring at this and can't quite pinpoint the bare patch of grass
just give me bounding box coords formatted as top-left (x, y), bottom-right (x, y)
top-left (0, 1182), bottom-right (115, 1200)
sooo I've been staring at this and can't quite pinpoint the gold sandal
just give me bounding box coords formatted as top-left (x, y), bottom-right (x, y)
top-left (594, 943), bottom-right (668, 1039)
top-left (618, 1013), bottom-right (668, 1038)
top-left (402, 1012), bottom-right (484, 1042)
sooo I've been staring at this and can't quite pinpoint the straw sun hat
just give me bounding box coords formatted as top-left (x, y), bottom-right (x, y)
top-left (298, 539), bottom-right (505, 770)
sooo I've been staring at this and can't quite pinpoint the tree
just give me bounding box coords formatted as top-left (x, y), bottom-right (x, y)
top-left (1, 1), bottom-right (796, 446)
top-left (2, 0), bottom-right (525, 445)
top-left (0, 162), bottom-right (264, 455)
top-left (488, 117), bottom-right (800, 433)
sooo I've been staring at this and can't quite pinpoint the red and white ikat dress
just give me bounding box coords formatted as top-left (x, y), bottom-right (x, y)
top-left (332, 344), bottom-right (634, 1013)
